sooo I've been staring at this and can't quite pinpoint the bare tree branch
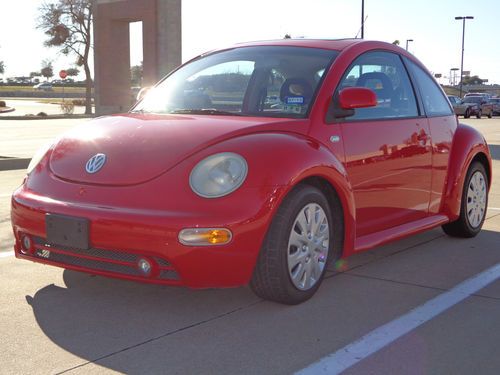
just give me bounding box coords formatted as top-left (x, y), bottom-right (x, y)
top-left (38, 0), bottom-right (93, 114)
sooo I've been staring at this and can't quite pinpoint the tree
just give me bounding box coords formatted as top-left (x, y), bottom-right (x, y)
top-left (38, 0), bottom-right (92, 114)
top-left (0, 61), bottom-right (4, 75)
top-left (462, 75), bottom-right (485, 85)
top-left (41, 60), bottom-right (54, 80)
top-left (284, 34), bottom-right (292, 39)
top-left (30, 71), bottom-right (41, 78)
top-left (66, 67), bottom-right (79, 77)
top-left (130, 62), bottom-right (143, 86)
top-left (392, 40), bottom-right (400, 45)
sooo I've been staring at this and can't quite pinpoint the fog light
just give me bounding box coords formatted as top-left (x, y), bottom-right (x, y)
top-left (137, 258), bottom-right (152, 276)
top-left (178, 228), bottom-right (232, 246)
top-left (20, 235), bottom-right (33, 254)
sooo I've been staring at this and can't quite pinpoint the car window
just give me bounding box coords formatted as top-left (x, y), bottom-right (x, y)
top-left (463, 97), bottom-right (481, 104)
top-left (335, 51), bottom-right (418, 121)
top-left (405, 59), bottom-right (453, 117)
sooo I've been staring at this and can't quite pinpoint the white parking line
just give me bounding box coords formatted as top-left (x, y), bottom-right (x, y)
top-left (297, 262), bottom-right (500, 375)
top-left (488, 207), bottom-right (500, 211)
top-left (0, 251), bottom-right (14, 258)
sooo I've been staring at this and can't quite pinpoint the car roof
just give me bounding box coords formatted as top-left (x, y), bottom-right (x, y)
top-left (190, 38), bottom-right (427, 74)
top-left (232, 38), bottom-right (361, 51)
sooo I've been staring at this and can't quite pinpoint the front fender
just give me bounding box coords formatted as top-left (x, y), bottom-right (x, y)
top-left (442, 123), bottom-right (492, 220)
top-left (195, 132), bottom-right (356, 255)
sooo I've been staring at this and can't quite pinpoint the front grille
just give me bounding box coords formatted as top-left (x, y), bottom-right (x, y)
top-left (38, 250), bottom-right (141, 276)
top-left (29, 237), bottom-right (180, 282)
top-left (33, 237), bottom-right (139, 263)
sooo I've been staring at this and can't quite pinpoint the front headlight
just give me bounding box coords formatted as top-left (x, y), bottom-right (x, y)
top-left (27, 142), bottom-right (53, 174)
top-left (189, 152), bottom-right (248, 198)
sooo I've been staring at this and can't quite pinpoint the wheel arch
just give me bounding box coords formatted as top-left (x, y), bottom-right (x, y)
top-left (441, 123), bottom-right (492, 220)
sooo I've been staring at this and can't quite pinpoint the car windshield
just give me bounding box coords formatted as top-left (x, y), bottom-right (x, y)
top-left (132, 46), bottom-right (338, 118)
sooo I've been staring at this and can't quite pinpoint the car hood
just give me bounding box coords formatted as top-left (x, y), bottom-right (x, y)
top-left (49, 113), bottom-right (304, 186)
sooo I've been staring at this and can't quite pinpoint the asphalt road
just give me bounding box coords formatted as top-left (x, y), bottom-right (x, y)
top-left (0, 117), bottom-right (499, 374)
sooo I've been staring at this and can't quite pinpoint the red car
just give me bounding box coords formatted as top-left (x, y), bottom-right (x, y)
top-left (11, 39), bottom-right (491, 304)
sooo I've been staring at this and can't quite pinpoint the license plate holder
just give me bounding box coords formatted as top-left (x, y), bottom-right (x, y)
top-left (46, 214), bottom-right (89, 250)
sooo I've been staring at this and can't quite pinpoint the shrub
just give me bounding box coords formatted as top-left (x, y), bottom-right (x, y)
top-left (60, 101), bottom-right (75, 115)
top-left (0, 101), bottom-right (6, 107)
top-left (72, 99), bottom-right (86, 106)
top-left (37, 112), bottom-right (48, 117)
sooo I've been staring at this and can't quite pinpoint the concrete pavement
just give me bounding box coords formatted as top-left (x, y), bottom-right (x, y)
top-left (0, 117), bottom-right (499, 374)
top-left (0, 117), bottom-right (88, 159)
top-left (0, 99), bottom-right (87, 117)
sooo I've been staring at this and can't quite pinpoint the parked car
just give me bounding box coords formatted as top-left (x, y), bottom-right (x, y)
top-left (11, 39), bottom-right (492, 304)
top-left (488, 97), bottom-right (500, 115)
top-left (33, 82), bottom-right (53, 91)
top-left (464, 92), bottom-right (492, 100)
top-left (448, 95), bottom-right (479, 118)
top-left (462, 96), bottom-right (494, 118)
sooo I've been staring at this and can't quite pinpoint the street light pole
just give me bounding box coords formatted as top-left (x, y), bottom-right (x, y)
top-left (361, 0), bottom-right (365, 39)
top-left (405, 39), bottom-right (413, 51)
top-left (455, 16), bottom-right (474, 97)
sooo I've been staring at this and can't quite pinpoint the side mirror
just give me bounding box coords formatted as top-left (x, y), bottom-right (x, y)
top-left (326, 87), bottom-right (377, 123)
top-left (339, 87), bottom-right (377, 109)
top-left (137, 87), bottom-right (151, 101)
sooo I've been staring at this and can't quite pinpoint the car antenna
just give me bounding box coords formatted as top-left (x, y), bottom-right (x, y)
top-left (355, 15), bottom-right (368, 39)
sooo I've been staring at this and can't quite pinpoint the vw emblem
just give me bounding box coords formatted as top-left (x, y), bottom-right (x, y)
top-left (85, 153), bottom-right (107, 174)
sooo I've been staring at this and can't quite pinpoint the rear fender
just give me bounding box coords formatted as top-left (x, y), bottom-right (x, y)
top-left (441, 123), bottom-right (492, 220)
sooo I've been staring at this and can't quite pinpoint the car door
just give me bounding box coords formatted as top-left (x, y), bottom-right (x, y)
top-left (404, 58), bottom-right (457, 214)
top-left (333, 51), bottom-right (433, 237)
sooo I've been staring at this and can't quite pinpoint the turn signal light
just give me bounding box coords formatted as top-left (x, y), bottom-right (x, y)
top-left (178, 228), bottom-right (232, 246)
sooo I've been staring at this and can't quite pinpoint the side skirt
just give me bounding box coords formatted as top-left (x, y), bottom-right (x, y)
top-left (354, 214), bottom-right (449, 253)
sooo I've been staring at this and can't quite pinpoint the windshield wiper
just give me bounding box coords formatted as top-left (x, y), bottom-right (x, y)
top-left (129, 108), bottom-right (150, 114)
top-left (168, 108), bottom-right (242, 116)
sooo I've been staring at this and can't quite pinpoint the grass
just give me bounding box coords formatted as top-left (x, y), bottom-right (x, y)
top-left (0, 85), bottom-right (90, 94)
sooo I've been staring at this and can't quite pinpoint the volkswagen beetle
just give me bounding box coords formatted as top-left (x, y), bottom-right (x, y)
top-left (11, 39), bottom-right (492, 304)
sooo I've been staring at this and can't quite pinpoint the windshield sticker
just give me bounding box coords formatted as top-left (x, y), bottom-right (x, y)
top-left (286, 96), bottom-right (304, 105)
top-left (283, 105), bottom-right (303, 114)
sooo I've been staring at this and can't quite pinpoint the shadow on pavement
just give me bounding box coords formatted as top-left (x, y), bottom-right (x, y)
top-left (23, 226), bottom-right (500, 373)
top-left (488, 144), bottom-right (500, 161)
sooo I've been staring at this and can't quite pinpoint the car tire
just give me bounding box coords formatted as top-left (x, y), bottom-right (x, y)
top-left (442, 162), bottom-right (488, 238)
top-left (464, 108), bottom-right (470, 118)
top-left (250, 184), bottom-right (342, 304)
top-left (476, 110), bottom-right (482, 119)
top-left (488, 111), bottom-right (493, 119)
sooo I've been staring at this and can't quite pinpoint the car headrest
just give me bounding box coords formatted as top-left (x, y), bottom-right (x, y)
top-left (280, 78), bottom-right (314, 105)
top-left (356, 72), bottom-right (393, 99)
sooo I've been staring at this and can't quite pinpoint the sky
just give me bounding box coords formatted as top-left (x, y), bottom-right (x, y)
top-left (0, 0), bottom-right (499, 85)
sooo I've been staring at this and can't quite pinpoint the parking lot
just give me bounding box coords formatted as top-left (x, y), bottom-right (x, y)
top-left (0, 117), bottom-right (499, 374)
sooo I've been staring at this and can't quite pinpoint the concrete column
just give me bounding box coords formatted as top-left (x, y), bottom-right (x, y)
top-left (157, 0), bottom-right (182, 78)
top-left (93, 0), bottom-right (181, 115)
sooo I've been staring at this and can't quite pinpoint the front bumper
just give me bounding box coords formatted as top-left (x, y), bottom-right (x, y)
top-left (11, 182), bottom-right (285, 288)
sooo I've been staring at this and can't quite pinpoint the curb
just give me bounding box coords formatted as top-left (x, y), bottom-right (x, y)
top-left (0, 158), bottom-right (31, 171)
top-left (0, 107), bottom-right (15, 114)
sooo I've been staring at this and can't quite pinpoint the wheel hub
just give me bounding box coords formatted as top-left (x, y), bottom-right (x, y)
top-left (287, 203), bottom-right (330, 291)
top-left (466, 171), bottom-right (487, 228)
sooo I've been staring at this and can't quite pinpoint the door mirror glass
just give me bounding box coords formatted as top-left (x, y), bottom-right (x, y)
top-left (339, 87), bottom-right (377, 109)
